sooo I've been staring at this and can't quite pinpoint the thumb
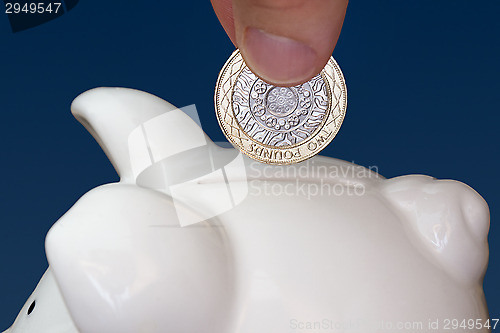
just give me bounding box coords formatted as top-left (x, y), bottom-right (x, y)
top-left (213, 0), bottom-right (348, 87)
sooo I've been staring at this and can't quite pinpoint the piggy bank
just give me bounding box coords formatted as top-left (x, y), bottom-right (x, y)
top-left (2, 88), bottom-right (490, 333)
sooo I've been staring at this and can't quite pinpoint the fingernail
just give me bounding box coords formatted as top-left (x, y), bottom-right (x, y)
top-left (242, 27), bottom-right (317, 85)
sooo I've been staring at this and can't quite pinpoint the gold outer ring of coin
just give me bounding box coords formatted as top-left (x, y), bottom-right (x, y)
top-left (214, 49), bottom-right (347, 165)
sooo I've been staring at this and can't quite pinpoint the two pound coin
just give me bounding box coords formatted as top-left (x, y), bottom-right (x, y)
top-left (215, 49), bottom-right (347, 165)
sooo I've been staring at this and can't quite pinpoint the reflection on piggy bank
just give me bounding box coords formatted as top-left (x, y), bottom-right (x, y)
top-left (3, 88), bottom-right (490, 333)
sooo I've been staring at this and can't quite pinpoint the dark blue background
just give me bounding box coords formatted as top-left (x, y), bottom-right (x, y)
top-left (0, 1), bottom-right (498, 329)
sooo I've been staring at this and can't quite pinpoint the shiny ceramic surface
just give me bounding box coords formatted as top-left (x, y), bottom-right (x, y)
top-left (2, 88), bottom-right (490, 333)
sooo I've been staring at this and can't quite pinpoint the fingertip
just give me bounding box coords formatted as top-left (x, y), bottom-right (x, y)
top-left (241, 27), bottom-right (321, 86)
top-left (232, 0), bottom-right (348, 86)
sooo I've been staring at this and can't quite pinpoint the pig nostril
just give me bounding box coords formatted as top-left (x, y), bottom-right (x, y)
top-left (27, 300), bottom-right (36, 315)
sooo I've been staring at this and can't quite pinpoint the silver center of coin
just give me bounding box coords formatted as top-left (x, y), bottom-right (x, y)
top-left (266, 87), bottom-right (298, 117)
top-left (233, 68), bottom-right (329, 147)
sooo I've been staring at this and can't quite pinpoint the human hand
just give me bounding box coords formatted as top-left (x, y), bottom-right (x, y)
top-left (211, 0), bottom-right (348, 86)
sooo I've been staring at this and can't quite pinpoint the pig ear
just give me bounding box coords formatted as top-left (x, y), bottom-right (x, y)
top-left (380, 175), bottom-right (490, 286)
top-left (71, 88), bottom-right (212, 183)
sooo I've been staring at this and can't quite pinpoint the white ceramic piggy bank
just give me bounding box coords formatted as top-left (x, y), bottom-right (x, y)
top-left (3, 88), bottom-right (490, 333)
